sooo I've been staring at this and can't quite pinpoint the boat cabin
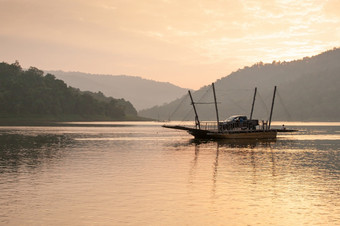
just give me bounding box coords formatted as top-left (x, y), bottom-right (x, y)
top-left (221, 115), bottom-right (258, 131)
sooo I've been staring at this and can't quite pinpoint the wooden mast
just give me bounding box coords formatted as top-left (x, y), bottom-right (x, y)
top-left (212, 83), bottom-right (220, 132)
top-left (268, 86), bottom-right (277, 129)
top-left (188, 90), bottom-right (200, 129)
top-left (249, 87), bottom-right (257, 120)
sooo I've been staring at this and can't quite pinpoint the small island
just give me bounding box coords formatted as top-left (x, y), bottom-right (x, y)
top-left (0, 62), bottom-right (146, 125)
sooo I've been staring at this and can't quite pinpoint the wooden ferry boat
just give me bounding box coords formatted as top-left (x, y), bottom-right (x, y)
top-left (163, 83), bottom-right (296, 140)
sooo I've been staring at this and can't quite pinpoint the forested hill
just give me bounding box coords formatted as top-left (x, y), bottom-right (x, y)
top-left (47, 71), bottom-right (190, 111)
top-left (0, 62), bottom-right (141, 123)
top-left (139, 47), bottom-right (340, 122)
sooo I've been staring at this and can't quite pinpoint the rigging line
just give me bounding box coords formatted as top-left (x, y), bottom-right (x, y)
top-left (214, 88), bottom-right (255, 101)
top-left (256, 91), bottom-right (270, 116)
top-left (194, 102), bottom-right (221, 104)
top-left (182, 107), bottom-right (194, 121)
top-left (276, 90), bottom-right (292, 120)
top-left (196, 86), bottom-right (213, 103)
top-left (216, 88), bottom-right (253, 93)
top-left (224, 98), bottom-right (247, 112)
top-left (168, 94), bottom-right (189, 121)
top-left (181, 86), bottom-right (212, 122)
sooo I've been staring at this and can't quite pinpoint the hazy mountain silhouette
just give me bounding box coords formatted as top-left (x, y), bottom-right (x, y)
top-left (46, 71), bottom-right (190, 111)
top-left (139, 48), bottom-right (340, 122)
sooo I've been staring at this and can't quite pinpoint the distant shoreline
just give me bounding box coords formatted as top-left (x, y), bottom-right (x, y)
top-left (1, 119), bottom-right (339, 127)
top-left (0, 115), bottom-right (152, 126)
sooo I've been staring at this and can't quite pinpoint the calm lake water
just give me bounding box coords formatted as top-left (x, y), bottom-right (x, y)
top-left (0, 122), bottom-right (339, 225)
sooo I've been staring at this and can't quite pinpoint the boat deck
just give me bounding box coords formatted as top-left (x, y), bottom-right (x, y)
top-left (162, 125), bottom-right (297, 139)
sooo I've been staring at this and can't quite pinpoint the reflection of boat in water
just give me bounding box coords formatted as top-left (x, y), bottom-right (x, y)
top-left (163, 83), bottom-right (297, 140)
top-left (189, 137), bottom-right (277, 148)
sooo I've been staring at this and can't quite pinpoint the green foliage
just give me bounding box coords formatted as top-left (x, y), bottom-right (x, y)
top-left (0, 62), bottom-right (139, 121)
top-left (140, 47), bottom-right (340, 121)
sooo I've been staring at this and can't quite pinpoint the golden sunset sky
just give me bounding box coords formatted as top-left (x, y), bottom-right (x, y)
top-left (1, 0), bottom-right (340, 89)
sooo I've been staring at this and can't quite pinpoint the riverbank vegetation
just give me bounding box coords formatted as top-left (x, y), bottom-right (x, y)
top-left (0, 62), bottom-right (145, 124)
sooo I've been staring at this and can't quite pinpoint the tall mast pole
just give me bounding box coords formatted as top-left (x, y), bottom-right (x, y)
top-left (188, 90), bottom-right (200, 129)
top-left (268, 86), bottom-right (277, 129)
top-left (249, 87), bottom-right (257, 120)
top-left (212, 83), bottom-right (220, 132)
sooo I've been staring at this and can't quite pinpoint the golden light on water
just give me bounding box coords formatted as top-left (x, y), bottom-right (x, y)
top-left (0, 123), bottom-right (339, 225)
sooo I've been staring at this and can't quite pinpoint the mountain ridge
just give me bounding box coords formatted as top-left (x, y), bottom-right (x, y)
top-left (46, 71), bottom-right (191, 111)
top-left (139, 47), bottom-right (340, 122)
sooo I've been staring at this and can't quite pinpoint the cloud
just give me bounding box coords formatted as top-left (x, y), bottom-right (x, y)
top-left (323, 0), bottom-right (340, 18)
top-left (1, 0), bottom-right (340, 89)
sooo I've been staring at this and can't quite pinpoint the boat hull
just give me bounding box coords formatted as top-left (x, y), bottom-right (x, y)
top-left (188, 129), bottom-right (277, 139)
top-left (163, 125), bottom-right (282, 140)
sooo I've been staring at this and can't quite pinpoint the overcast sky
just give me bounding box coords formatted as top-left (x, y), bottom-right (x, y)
top-left (1, 0), bottom-right (340, 89)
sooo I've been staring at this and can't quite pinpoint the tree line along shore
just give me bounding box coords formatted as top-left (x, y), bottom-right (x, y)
top-left (0, 62), bottom-right (147, 125)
